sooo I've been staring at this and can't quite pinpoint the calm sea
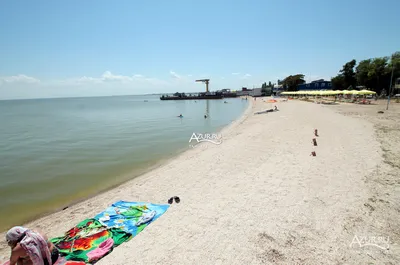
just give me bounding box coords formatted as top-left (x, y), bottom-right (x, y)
top-left (0, 95), bottom-right (248, 230)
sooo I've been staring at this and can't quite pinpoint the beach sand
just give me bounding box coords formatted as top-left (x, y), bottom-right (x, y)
top-left (1, 98), bottom-right (399, 264)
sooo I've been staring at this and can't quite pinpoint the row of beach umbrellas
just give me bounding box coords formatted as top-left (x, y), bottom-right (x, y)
top-left (281, 89), bottom-right (376, 96)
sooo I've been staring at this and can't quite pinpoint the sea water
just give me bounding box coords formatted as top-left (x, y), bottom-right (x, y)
top-left (0, 95), bottom-right (248, 230)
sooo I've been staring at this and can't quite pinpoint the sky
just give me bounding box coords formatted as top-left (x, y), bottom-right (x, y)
top-left (0, 0), bottom-right (399, 100)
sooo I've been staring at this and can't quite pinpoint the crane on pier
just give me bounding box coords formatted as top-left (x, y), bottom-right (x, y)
top-left (195, 79), bottom-right (210, 93)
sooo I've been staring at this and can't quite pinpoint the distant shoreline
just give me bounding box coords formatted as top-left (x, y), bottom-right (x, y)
top-left (0, 92), bottom-right (213, 101)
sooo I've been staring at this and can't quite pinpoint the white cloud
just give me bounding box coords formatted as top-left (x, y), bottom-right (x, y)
top-left (231, 72), bottom-right (240, 75)
top-left (241, 73), bottom-right (251, 79)
top-left (0, 74), bottom-right (40, 85)
top-left (169, 71), bottom-right (181, 79)
top-left (0, 70), bottom-right (257, 99)
top-left (101, 71), bottom-right (131, 82)
top-left (59, 71), bottom-right (172, 87)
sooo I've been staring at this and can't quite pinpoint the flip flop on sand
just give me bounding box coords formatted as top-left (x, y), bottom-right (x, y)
top-left (168, 196), bottom-right (180, 204)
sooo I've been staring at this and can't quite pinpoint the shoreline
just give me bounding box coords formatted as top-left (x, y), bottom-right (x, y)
top-left (0, 99), bottom-right (252, 233)
top-left (2, 98), bottom-right (398, 264)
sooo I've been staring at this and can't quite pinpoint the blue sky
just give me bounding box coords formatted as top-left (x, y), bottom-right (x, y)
top-left (0, 0), bottom-right (399, 99)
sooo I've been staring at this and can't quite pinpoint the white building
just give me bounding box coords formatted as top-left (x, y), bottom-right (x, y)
top-left (250, 88), bottom-right (262, 97)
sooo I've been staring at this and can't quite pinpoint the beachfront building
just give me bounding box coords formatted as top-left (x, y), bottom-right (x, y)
top-left (272, 84), bottom-right (284, 95)
top-left (297, 79), bottom-right (332, 91)
top-left (236, 87), bottom-right (251, 96)
top-left (250, 88), bottom-right (262, 97)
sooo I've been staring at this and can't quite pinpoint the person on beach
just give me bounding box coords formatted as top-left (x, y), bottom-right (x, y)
top-left (6, 226), bottom-right (59, 265)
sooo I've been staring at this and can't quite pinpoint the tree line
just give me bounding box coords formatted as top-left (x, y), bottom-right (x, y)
top-left (261, 51), bottom-right (399, 94)
top-left (331, 51), bottom-right (400, 94)
top-left (261, 81), bottom-right (274, 95)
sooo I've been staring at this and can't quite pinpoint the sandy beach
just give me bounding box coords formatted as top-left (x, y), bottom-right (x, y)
top-left (1, 98), bottom-right (399, 264)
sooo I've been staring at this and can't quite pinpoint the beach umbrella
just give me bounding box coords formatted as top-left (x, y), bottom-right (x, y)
top-left (358, 89), bottom-right (376, 95)
top-left (306, 91), bottom-right (315, 95)
top-left (325, 91), bottom-right (334, 96)
top-left (350, 90), bottom-right (361, 95)
top-left (342, 90), bottom-right (351, 95)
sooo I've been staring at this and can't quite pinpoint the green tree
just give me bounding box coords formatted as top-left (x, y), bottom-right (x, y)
top-left (281, 74), bottom-right (305, 91)
top-left (355, 59), bottom-right (372, 88)
top-left (369, 57), bottom-right (389, 93)
top-left (331, 75), bottom-right (345, 89)
top-left (261, 82), bottom-right (267, 89)
top-left (387, 52), bottom-right (400, 94)
top-left (331, 60), bottom-right (357, 89)
top-left (261, 82), bottom-right (273, 96)
top-left (343, 60), bottom-right (357, 89)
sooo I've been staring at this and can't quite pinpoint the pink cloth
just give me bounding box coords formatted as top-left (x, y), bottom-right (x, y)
top-left (53, 257), bottom-right (86, 265)
top-left (87, 238), bottom-right (114, 262)
top-left (5, 227), bottom-right (51, 265)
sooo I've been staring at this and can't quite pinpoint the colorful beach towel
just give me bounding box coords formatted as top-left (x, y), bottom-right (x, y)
top-left (94, 201), bottom-right (170, 235)
top-left (50, 201), bottom-right (169, 264)
top-left (54, 257), bottom-right (86, 265)
top-left (50, 219), bottom-right (131, 263)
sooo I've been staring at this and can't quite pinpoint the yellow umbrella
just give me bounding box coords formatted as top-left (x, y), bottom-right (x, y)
top-left (319, 90), bottom-right (329, 96)
top-left (342, 90), bottom-right (351, 95)
top-left (324, 90), bottom-right (336, 96)
top-left (358, 89), bottom-right (376, 95)
top-left (328, 90), bottom-right (340, 95)
top-left (313, 91), bottom-right (321, 95)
